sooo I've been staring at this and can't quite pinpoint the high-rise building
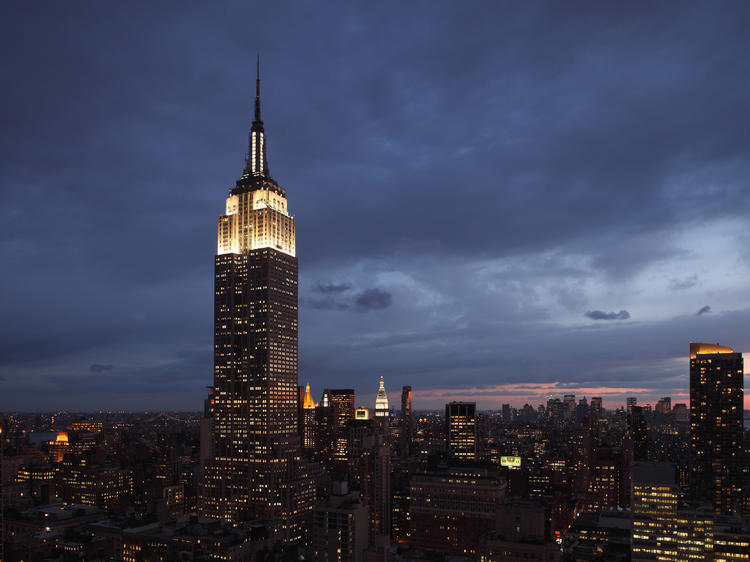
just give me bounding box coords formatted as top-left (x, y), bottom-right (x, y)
top-left (312, 482), bottom-right (369, 562)
top-left (348, 425), bottom-right (391, 541)
top-left (199, 61), bottom-right (314, 537)
top-left (478, 500), bottom-right (562, 562)
top-left (501, 403), bottom-right (512, 423)
top-left (325, 389), bottom-right (354, 461)
top-left (631, 462), bottom-right (679, 561)
top-left (590, 397), bottom-right (603, 415)
top-left (374, 377), bottom-right (389, 418)
top-left (400, 385), bottom-right (413, 457)
top-left (299, 383), bottom-right (316, 453)
top-left (672, 403), bottom-right (688, 423)
top-left (689, 342), bottom-right (744, 515)
top-left (627, 397), bottom-right (637, 417)
top-left (446, 402), bottom-right (476, 461)
top-left (584, 446), bottom-right (626, 512)
top-left (563, 394), bottom-right (576, 419)
top-left (408, 465), bottom-right (506, 555)
top-left (628, 405), bottom-right (648, 462)
top-left (656, 397), bottom-right (671, 416)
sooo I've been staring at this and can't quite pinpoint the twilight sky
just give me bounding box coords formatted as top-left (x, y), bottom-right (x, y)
top-left (2, 2), bottom-right (750, 411)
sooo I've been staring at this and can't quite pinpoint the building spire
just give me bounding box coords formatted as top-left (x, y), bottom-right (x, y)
top-left (243, 54), bottom-right (270, 179)
top-left (375, 376), bottom-right (389, 416)
top-left (303, 382), bottom-right (316, 409)
top-left (255, 54), bottom-right (261, 123)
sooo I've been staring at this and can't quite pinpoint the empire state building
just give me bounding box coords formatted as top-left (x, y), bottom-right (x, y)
top-left (199, 61), bottom-right (313, 536)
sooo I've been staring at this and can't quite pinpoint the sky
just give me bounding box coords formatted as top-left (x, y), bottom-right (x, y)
top-left (2, 2), bottom-right (750, 412)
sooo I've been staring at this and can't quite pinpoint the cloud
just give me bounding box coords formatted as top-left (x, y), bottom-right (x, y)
top-left (355, 288), bottom-right (392, 312)
top-left (670, 275), bottom-right (698, 291)
top-left (585, 310), bottom-right (631, 321)
top-left (3, 3), bottom-right (750, 410)
top-left (308, 297), bottom-right (350, 311)
top-left (0, 375), bottom-right (5, 381)
top-left (89, 364), bottom-right (114, 373)
top-left (696, 305), bottom-right (711, 316)
top-left (313, 282), bottom-right (352, 294)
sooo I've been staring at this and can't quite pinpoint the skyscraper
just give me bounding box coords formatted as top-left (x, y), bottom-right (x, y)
top-left (627, 396), bottom-right (637, 417)
top-left (299, 383), bottom-right (316, 453)
top-left (199, 61), bottom-right (313, 536)
top-left (628, 405), bottom-right (648, 462)
top-left (590, 397), bottom-right (603, 416)
top-left (445, 402), bottom-right (476, 461)
top-left (375, 376), bottom-right (389, 418)
top-left (325, 389), bottom-right (354, 462)
top-left (689, 342), bottom-right (744, 515)
top-left (656, 397), bottom-right (671, 416)
top-left (631, 462), bottom-right (679, 561)
top-left (400, 385), bottom-right (413, 456)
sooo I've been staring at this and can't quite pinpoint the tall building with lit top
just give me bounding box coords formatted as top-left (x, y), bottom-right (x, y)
top-left (199, 61), bottom-right (313, 537)
top-left (299, 383), bottom-right (316, 453)
top-left (374, 377), bottom-right (389, 417)
top-left (689, 342), bottom-right (744, 515)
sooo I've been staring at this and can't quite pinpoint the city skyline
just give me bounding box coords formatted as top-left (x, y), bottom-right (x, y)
top-left (2, 3), bottom-right (750, 411)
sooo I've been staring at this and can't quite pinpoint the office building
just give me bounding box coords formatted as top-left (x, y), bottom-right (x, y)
top-left (627, 396), bottom-right (638, 417)
top-left (689, 343), bottom-right (744, 514)
top-left (631, 462), bottom-right (679, 561)
top-left (326, 389), bottom-right (355, 461)
top-left (628, 405), bottom-right (649, 462)
top-left (478, 500), bottom-right (562, 562)
top-left (312, 482), bottom-right (369, 562)
top-left (590, 396), bottom-right (603, 416)
top-left (672, 403), bottom-right (688, 423)
top-left (656, 397), bottom-right (671, 416)
top-left (446, 401), bottom-right (476, 461)
top-left (584, 446), bottom-right (627, 512)
top-left (399, 385), bottom-right (413, 456)
top-left (408, 465), bottom-right (506, 555)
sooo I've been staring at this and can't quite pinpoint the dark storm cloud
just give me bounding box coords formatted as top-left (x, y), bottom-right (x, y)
top-left (696, 305), bottom-right (711, 316)
top-left (313, 282), bottom-right (353, 294)
top-left (308, 297), bottom-right (350, 311)
top-left (2, 2), bottom-right (750, 409)
top-left (584, 310), bottom-right (631, 321)
top-left (89, 364), bottom-right (114, 373)
top-left (355, 288), bottom-right (392, 312)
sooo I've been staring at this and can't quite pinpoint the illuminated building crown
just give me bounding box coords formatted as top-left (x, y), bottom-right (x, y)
top-left (375, 376), bottom-right (389, 416)
top-left (216, 57), bottom-right (296, 258)
top-left (303, 382), bottom-right (316, 409)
